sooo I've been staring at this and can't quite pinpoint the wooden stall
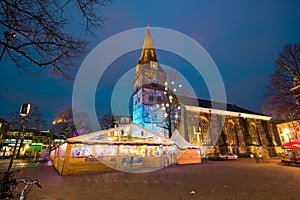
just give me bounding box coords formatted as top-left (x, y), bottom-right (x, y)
top-left (50, 124), bottom-right (176, 175)
top-left (170, 130), bottom-right (202, 165)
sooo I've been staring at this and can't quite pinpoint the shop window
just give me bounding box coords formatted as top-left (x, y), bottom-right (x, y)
top-left (120, 117), bottom-right (129, 124)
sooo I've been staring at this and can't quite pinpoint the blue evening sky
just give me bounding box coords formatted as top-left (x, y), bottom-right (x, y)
top-left (1, 0), bottom-right (300, 127)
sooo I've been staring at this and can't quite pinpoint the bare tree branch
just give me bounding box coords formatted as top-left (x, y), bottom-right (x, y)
top-left (0, 0), bottom-right (111, 79)
top-left (262, 43), bottom-right (300, 119)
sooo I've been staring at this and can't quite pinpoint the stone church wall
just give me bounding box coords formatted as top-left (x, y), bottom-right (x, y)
top-left (178, 109), bottom-right (276, 157)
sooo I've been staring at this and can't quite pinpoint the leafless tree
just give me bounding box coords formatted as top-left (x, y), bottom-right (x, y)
top-left (98, 113), bottom-right (114, 130)
top-left (8, 104), bottom-right (46, 130)
top-left (0, 0), bottom-right (111, 79)
top-left (51, 107), bottom-right (74, 137)
top-left (73, 111), bottom-right (92, 134)
top-left (262, 44), bottom-right (300, 119)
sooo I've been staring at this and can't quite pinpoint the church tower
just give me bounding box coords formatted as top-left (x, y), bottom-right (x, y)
top-left (132, 25), bottom-right (167, 135)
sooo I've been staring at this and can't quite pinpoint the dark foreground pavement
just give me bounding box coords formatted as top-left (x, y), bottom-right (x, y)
top-left (4, 158), bottom-right (300, 200)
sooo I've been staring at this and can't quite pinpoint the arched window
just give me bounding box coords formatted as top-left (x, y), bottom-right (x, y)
top-left (249, 122), bottom-right (259, 145)
top-left (224, 119), bottom-right (237, 146)
top-left (148, 93), bottom-right (154, 102)
top-left (196, 116), bottom-right (210, 145)
top-left (157, 94), bottom-right (162, 103)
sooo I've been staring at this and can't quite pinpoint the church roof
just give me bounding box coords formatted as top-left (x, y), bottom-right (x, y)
top-left (138, 25), bottom-right (159, 65)
top-left (178, 95), bottom-right (270, 119)
top-left (142, 24), bottom-right (155, 49)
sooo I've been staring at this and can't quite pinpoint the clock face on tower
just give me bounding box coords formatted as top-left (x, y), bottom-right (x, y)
top-left (150, 61), bottom-right (158, 70)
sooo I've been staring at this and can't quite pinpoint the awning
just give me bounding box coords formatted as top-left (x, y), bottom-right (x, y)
top-left (282, 140), bottom-right (300, 149)
top-left (170, 129), bottom-right (192, 149)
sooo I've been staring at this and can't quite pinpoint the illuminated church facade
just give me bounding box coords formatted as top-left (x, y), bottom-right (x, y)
top-left (132, 26), bottom-right (280, 156)
top-left (132, 26), bottom-right (167, 135)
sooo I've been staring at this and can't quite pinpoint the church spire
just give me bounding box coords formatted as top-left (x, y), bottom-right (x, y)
top-left (142, 24), bottom-right (155, 49)
top-left (138, 24), bottom-right (158, 65)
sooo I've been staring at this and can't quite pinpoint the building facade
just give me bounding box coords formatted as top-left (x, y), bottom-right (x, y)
top-left (0, 117), bottom-right (9, 156)
top-left (178, 100), bottom-right (278, 156)
top-left (132, 25), bottom-right (167, 135)
top-left (132, 26), bottom-right (279, 156)
top-left (274, 119), bottom-right (300, 145)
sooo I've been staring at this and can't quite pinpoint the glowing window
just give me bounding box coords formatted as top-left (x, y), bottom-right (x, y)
top-left (149, 93), bottom-right (154, 101)
top-left (157, 94), bottom-right (162, 103)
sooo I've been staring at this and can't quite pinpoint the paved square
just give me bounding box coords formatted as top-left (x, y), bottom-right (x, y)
top-left (7, 158), bottom-right (300, 200)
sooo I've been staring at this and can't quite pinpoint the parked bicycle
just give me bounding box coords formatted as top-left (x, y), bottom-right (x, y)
top-left (15, 178), bottom-right (42, 200)
top-left (0, 168), bottom-right (42, 200)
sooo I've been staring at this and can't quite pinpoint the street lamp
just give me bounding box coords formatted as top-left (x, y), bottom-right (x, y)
top-left (7, 104), bottom-right (31, 173)
top-left (1, 104), bottom-right (30, 199)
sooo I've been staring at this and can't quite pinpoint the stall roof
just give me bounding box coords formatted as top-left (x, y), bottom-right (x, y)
top-left (170, 129), bottom-right (192, 148)
top-left (68, 123), bottom-right (175, 145)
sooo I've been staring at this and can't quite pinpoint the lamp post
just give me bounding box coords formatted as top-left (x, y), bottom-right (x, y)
top-left (1, 104), bottom-right (30, 200)
top-left (7, 104), bottom-right (31, 173)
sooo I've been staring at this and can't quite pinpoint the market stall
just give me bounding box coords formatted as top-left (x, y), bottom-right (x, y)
top-left (50, 124), bottom-right (176, 175)
top-left (170, 130), bottom-right (202, 165)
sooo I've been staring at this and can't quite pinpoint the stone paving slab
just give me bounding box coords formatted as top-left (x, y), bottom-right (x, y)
top-left (2, 158), bottom-right (300, 200)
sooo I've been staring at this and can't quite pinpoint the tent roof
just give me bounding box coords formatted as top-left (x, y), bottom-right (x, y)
top-left (170, 129), bottom-right (192, 148)
top-left (68, 123), bottom-right (175, 146)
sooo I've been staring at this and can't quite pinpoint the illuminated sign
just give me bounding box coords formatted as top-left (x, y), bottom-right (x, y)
top-left (9, 144), bottom-right (20, 146)
top-left (6, 139), bottom-right (16, 143)
top-left (54, 139), bottom-right (65, 143)
top-left (31, 142), bottom-right (43, 146)
top-left (6, 139), bottom-right (32, 143)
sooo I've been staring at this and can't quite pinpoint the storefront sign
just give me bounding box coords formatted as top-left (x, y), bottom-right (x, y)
top-left (6, 139), bottom-right (32, 144)
top-left (31, 142), bottom-right (43, 146)
top-left (84, 157), bottom-right (117, 162)
top-left (122, 157), bottom-right (143, 165)
top-left (85, 157), bottom-right (102, 161)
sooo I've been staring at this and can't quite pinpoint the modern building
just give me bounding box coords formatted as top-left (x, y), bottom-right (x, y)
top-left (132, 25), bottom-right (279, 156)
top-left (0, 128), bottom-right (56, 159)
top-left (0, 117), bottom-right (9, 156)
top-left (273, 118), bottom-right (300, 145)
top-left (113, 115), bottom-right (132, 127)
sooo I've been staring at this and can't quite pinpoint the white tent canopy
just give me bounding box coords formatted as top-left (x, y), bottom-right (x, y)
top-left (68, 123), bottom-right (175, 145)
top-left (170, 129), bottom-right (192, 148)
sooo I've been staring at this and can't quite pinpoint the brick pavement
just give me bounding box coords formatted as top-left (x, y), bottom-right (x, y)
top-left (2, 158), bottom-right (300, 200)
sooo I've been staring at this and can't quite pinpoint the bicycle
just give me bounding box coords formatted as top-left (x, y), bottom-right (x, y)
top-left (0, 168), bottom-right (42, 200)
top-left (16, 178), bottom-right (42, 200)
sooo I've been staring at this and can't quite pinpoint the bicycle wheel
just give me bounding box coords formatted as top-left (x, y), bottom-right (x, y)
top-left (19, 185), bottom-right (33, 200)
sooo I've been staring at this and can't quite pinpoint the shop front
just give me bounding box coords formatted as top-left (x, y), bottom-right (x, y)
top-left (0, 138), bottom-right (32, 158)
top-left (51, 124), bottom-right (176, 175)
